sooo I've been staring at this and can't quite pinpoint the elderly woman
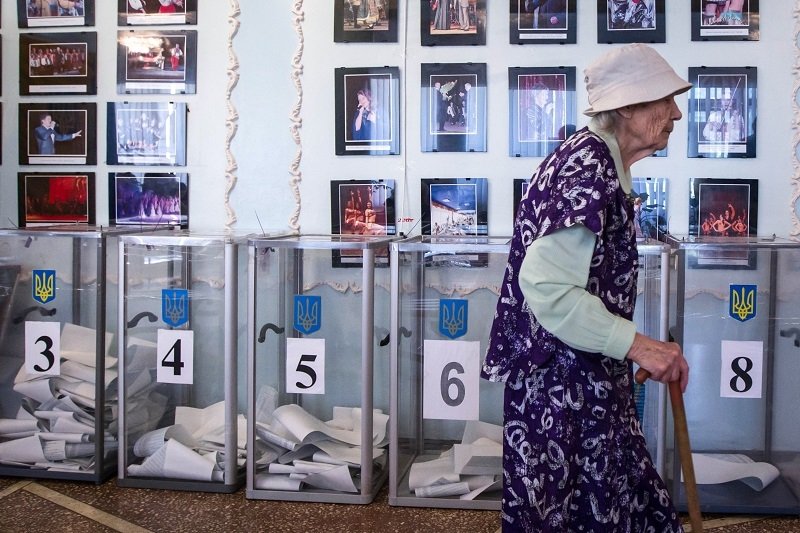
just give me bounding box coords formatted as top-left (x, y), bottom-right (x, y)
top-left (482, 43), bottom-right (691, 532)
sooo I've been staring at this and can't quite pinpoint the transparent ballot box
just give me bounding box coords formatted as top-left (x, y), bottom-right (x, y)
top-left (0, 226), bottom-right (131, 483)
top-left (388, 236), bottom-right (508, 510)
top-left (246, 235), bottom-right (393, 504)
top-left (117, 232), bottom-right (248, 492)
top-left (667, 235), bottom-right (800, 514)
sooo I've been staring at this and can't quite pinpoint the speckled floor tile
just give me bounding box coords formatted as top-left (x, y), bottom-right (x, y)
top-left (0, 489), bottom-right (117, 533)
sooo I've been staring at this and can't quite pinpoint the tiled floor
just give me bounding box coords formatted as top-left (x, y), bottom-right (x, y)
top-left (1, 475), bottom-right (799, 532)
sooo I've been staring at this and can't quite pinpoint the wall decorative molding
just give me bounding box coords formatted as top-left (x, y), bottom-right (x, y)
top-left (289, 1), bottom-right (305, 233)
top-left (224, 0), bottom-right (242, 229)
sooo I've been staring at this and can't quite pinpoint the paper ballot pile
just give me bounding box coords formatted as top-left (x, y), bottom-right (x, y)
top-left (0, 324), bottom-right (118, 473)
top-left (252, 386), bottom-right (389, 493)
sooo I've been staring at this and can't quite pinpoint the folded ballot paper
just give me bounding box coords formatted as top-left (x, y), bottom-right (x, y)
top-left (690, 453), bottom-right (781, 491)
top-left (252, 385), bottom-right (389, 493)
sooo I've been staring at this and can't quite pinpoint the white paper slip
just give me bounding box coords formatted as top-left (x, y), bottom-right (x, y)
top-left (254, 473), bottom-right (303, 491)
top-left (691, 453), bottom-right (780, 491)
top-left (408, 455), bottom-right (459, 490)
top-left (0, 435), bottom-right (47, 464)
top-left (128, 439), bottom-right (215, 481)
top-left (133, 425), bottom-right (196, 458)
top-left (302, 464), bottom-right (358, 493)
top-left (415, 481), bottom-right (470, 498)
top-left (453, 441), bottom-right (502, 475)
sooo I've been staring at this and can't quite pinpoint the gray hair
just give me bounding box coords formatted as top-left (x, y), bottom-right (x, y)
top-left (590, 110), bottom-right (617, 133)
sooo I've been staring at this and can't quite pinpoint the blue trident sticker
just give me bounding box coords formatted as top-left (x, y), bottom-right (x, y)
top-left (294, 295), bottom-right (321, 335)
top-left (32, 269), bottom-right (56, 304)
top-left (730, 284), bottom-right (757, 322)
top-left (439, 299), bottom-right (468, 339)
top-left (162, 289), bottom-right (189, 327)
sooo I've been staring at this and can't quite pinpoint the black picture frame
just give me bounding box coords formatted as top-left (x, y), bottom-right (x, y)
top-left (420, 177), bottom-right (488, 236)
top-left (116, 30), bottom-right (198, 94)
top-left (691, 0), bottom-right (758, 41)
top-left (17, 0), bottom-right (95, 28)
top-left (597, 0), bottom-right (664, 44)
top-left (512, 178), bottom-right (529, 224)
top-left (631, 176), bottom-right (668, 241)
top-left (421, 62), bottom-right (487, 153)
top-left (334, 67), bottom-right (400, 156)
top-left (118, 0), bottom-right (197, 26)
top-left (19, 102), bottom-right (96, 165)
top-left (421, 0), bottom-right (486, 46)
top-left (106, 102), bottom-right (188, 166)
top-left (109, 172), bottom-right (189, 229)
top-left (687, 66), bottom-right (757, 159)
top-left (688, 177), bottom-right (758, 269)
top-left (334, 0), bottom-right (397, 43)
top-left (508, 66), bottom-right (576, 157)
top-left (19, 32), bottom-right (97, 96)
top-left (329, 179), bottom-right (396, 267)
top-left (509, 0), bottom-right (576, 44)
top-left (17, 172), bottom-right (96, 227)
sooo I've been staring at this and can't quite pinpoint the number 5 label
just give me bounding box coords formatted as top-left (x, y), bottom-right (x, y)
top-left (286, 338), bottom-right (325, 395)
top-left (25, 321), bottom-right (61, 376)
top-left (423, 339), bottom-right (479, 420)
top-left (157, 329), bottom-right (194, 384)
top-left (720, 340), bottom-right (763, 399)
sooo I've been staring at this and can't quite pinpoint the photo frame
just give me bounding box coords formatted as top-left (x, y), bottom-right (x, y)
top-left (17, 172), bottom-right (95, 227)
top-left (420, 178), bottom-right (488, 236)
top-left (109, 172), bottom-right (189, 228)
top-left (692, 0), bottom-right (758, 41)
top-left (597, 0), bottom-right (665, 44)
top-left (118, 0), bottom-right (197, 26)
top-left (631, 176), bottom-right (668, 241)
top-left (421, 0), bottom-right (486, 46)
top-left (334, 67), bottom-right (400, 156)
top-left (513, 178), bottom-right (529, 224)
top-left (508, 66), bottom-right (576, 157)
top-left (19, 102), bottom-right (96, 165)
top-left (421, 62), bottom-right (487, 153)
top-left (19, 32), bottom-right (97, 95)
top-left (329, 179), bottom-right (396, 267)
top-left (107, 102), bottom-right (188, 166)
top-left (334, 0), bottom-right (397, 43)
top-left (688, 177), bottom-right (758, 269)
top-left (117, 30), bottom-right (198, 94)
top-left (687, 66), bottom-right (757, 159)
top-left (509, 0), bottom-right (576, 44)
top-left (17, 0), bottom-right (95, 28)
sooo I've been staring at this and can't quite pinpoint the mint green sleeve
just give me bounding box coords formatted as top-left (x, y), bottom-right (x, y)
top-left (518, 225), bottom-right (637, 360)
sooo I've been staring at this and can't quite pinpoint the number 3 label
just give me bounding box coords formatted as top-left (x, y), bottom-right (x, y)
top-left (423, 339), bottom-right (479, 420)
top-left (25, 321), bottom-right (61, 376)
top-left (720, 340), bottom-right (763, 399)
top-left (286, 338), bottom-right (325, 395)
top-left (157, 329), bottom-right (194, 384)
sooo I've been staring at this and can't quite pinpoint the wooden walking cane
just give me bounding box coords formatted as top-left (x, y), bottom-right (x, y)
top-left (635, 368), bottom-right (703, 533)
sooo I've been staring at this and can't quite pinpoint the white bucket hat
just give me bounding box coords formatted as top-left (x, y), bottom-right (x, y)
top-left (583, 43), bottom-right (692, 117)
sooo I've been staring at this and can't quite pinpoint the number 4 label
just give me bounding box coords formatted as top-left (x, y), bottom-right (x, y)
top-left (423, 339), bottom-right (479, 420)
top-left (720, 340), bottom-right (763, 399)
top-left (286, 338), bottom-right (325, 395)
top-left (157, 329), bottom-right (194, 384)
top-left (25, 321), bottom-right (61, 376)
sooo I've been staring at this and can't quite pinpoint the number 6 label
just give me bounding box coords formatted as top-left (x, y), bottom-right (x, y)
top-left (286, 338), bottom-right (325, 395)
top-left (423, 339), bottom-right (479, 420)
top-left (720, 340), bottom-right (763, 399)
top-left (25, 321), bottom-right (61, 376)
top-left (157, 329), bottom-right (194, 384)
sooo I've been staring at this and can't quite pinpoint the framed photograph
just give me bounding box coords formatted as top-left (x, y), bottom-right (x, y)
top-left (508, 66), bottom-right (576, 157)
top-left (17, 0), bottom-right (95, 28)
top-left (513, 178), bottom-right (529, 224)
top-left (329, 179), bottom-right (396, 267)
top-left (692, 0), bottom-right (758, 41)
top-left (510, 0), bottom-right (576, 44)
top-left (334, 67), bottom-right (400, 156)
top-left (420, 178), bottom-right (488, 236)
top-left (19, 102), bottom-right (96, 165)
top-left (118, 0), bottom-right (197, 26)
top-left (421, 63), bottom-right (487, 153)
top-left (109, 172), bottom-right (189, 228)
top-left (597, 0), bottom-right (664, 44)
top-left (334, 0), bottom-right (397, 43)
top-left (19, 32), bottom-right (97, 95)
top-left (421, 0), bottom-right (486, 46)
top-left (116, 30), bottom-right (198, 94)
top-left (687, 66), bottom-right (757, 158)
top-left (17, 173), bottom-right (95, 227)
top-left (688, 177), bottom-right (758, 268)
top-left (631, 176), bottom-right (668, 241)
top-left (107, 102), bottom-right (187, 166)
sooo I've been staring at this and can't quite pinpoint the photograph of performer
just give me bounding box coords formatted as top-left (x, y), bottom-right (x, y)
top-left (429, 74), bottom-right (478, 134)
top-left (113, 173), bottom-right (187, 226)
top-left (430, 0), bottom-right (475, 34)
top-left (608, 0), bottom-right (655, 30)
top-left (126, 0), bottom-right (184, 15)
top-left (22, 174), bottom-right (92, 225)
top-left (34, 113), bottom-right (82, 155)
top-left (702, 86), bottom-right (745, 143)
top-left (519, 78), bottom-right (563, 142)
top-left (522, 0), bottom-right (567, 29)
top-left (124, 34), bottom-right (187, 81)
top-left (701, 0), bottom-right (747, 26)
top-left (351, 88), bottom-right (378, 141)
top-left (338, 184), bottom-right (389, 236)
top-left (345, 74), bottom-right (393, 143)
top-left (25, 0), bottom-right (87, 22)
top-left (28, 44), bottom-right (87, 77)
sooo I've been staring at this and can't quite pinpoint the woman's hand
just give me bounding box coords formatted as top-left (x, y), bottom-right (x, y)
top-left (627, 332), bottom-right (689, 392)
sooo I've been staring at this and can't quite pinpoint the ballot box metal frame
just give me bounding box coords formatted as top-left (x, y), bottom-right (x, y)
top-left (116, 231), bottom-right (248, 493)
top-left (245, 234), bottom-right (394, 505)
top-left (0, 225), bottom-right (146, 484)
top-left (666, 234), bottom-right (800, 515)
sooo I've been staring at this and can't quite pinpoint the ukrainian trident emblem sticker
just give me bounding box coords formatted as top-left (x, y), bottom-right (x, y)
top-left (294, 295), bottom-right (321, 335)
top-left (32, 269), bottom-right (56, 304)
top-left (730, 284), bottom-right (756, 322)
top-left (162, 288), bottom-right (189, 327)
top-left (439, 299), bottom-right (468, 339)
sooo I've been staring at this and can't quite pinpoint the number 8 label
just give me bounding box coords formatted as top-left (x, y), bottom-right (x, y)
top-left (423, 339), bottom-right (479, 420)
top-left (720, 340), bottom-right (763, 399)
top-left (25, 321), bottom-right (61, 376)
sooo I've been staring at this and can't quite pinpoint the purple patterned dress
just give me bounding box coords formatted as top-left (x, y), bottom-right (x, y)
top-left (481, 128), bottom-right (682, 532)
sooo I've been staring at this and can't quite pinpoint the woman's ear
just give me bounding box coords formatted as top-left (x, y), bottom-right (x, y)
top-left (615, 106), bottom-right (634, 120)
